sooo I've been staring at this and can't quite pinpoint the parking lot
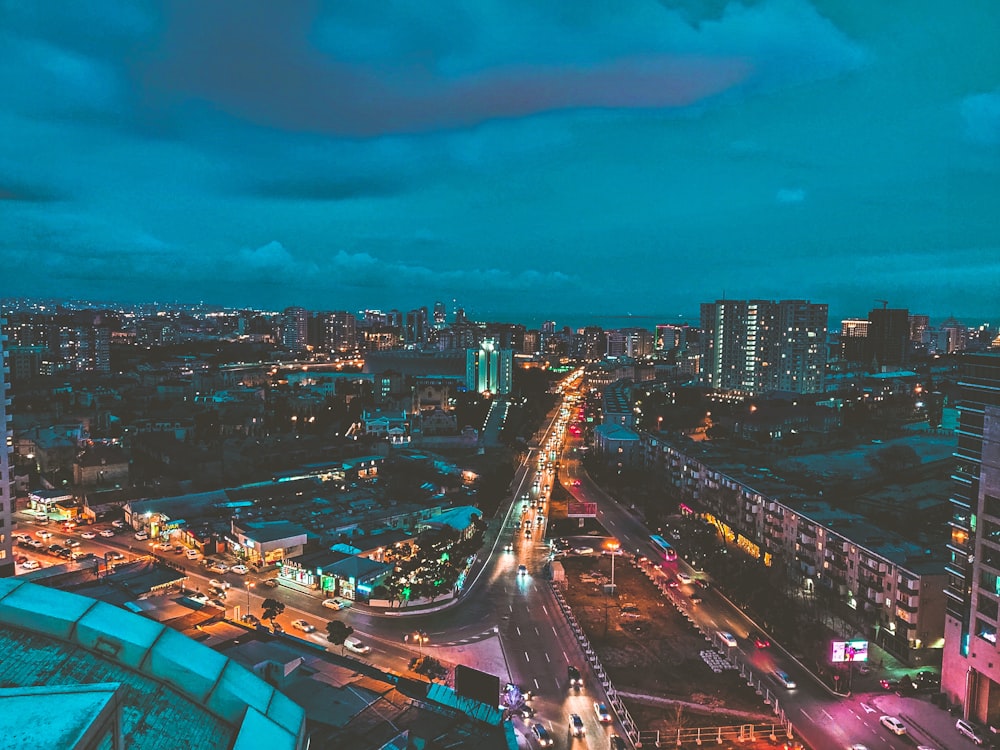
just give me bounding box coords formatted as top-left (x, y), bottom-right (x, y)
top-left (558, 554), bottom-right (774, 733)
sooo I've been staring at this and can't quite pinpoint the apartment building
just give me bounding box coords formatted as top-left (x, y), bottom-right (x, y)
top-left (643, 435), bottom-right (946, 663)
top-left (0, 318), bottom-right (12, 577)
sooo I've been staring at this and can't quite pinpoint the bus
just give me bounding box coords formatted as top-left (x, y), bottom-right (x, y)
top-left (649, 535), bottom-right (678, 562)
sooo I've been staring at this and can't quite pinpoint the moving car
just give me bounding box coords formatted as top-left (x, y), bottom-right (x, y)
top-left (80, 530), bottom-right (97, 540)
top-left (291, 619), bottom-right (316, 633)
top-left (718, 631), bottom-right (738, 648)
top-left (99, 529), bottom-right (115, 538)
top-left (230, 564), bottom-right (248, 575)
top-left (518, 565), bottom-right (528, 576)
top-left (531, 724), bottom-right (553, 747)
top-left (567, 665), bottom-right (583, 688)
top-left (610, 736), bottom-right (627, 750)
top-left (569, 714), bottom-right (585, 737)
top-left (208, 579), bottom-right (226, 591)
top-left (571, 547), bottom-right (594, 556)
top-left (676, 572), bottom-right (692, 584)
top-left (751, 632), bottom-right (771, 648)
top-left (322, 598), bottom-right (350, 610)
top-left (504, 543), bottom-right (513, 553)
top-left (185, 548), bottom-right (200, 558)
top-left (134, 531), bottom-right (149, 541)
top-left (773, 670), bottom-right (796, 689)
top-left (689, 593), bottom-right (704, 604)
top-left (594, 702), bottom-right (612, 722)
top-left (344, 636), bottom-right (371, 654)
top-left (36, 530), bottom-right (53, 540)
top-left (879, 715), bottom-right (906, 736)
top-left (111, 520), bottom-right (126, 528)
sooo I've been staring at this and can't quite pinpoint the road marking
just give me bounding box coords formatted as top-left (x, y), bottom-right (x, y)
top-left (860, 703), bottom-right (877, 715)
top-left (509, 604), bottom-right (513, 612)
top-left (525, 652), bottom-right (530, 662)
top-left (820, 709), bottom-right (834, 722)
top-left (542, 605), bottom-right (548, 616)
top-left (563, 651), bottom-right (569, 662)
top-left (552, 626), bottom-right (558, 635)
top-left (545, 653), bottom-right (551, 662)
top-left (535, 627), bottom-right (540, 635)
top-left (516, 627), bottom-right (521, 637)
top-left (800, 710), bottom-right (813, 722)
top-left (534, 678), bottom-right (540, 690)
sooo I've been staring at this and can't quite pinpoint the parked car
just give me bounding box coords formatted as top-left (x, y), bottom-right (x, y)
top-left (240, 613), bottom-right (261, 626)
top-left (21, 559), bottom-right (40, 570)
top-left (134, 531), bottom-right (149, 541)
top-left (111, 520), bottom-right (126, 528)
top-left (291, 619), bottom-right (316, 633)
top-left (955, 718), bottom-right (987, 745)
top-left (230, 564), bottom-right (249, 575)
top-left (185, 548), bottom-right (199, 559)
top-left (879, 715), bottom-right (906, 736)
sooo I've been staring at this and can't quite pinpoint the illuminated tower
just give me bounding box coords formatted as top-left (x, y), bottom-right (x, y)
top-left (466, 338), bottom-right (513, 395)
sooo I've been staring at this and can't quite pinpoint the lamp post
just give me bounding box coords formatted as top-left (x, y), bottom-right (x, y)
top-left (245, 581), bottom-right (254, 617)
top-left (606, 540), bottom-right (620, 590)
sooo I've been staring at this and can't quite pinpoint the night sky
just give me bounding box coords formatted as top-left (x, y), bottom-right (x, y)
top-left (2, 1), bottom-right (998, 324)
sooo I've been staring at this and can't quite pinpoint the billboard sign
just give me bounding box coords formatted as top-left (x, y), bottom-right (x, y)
top-left (831, 640), bottom-right (869, 663)
top-left (567, 502), bottom-right (598, 518)
top-left (455, 665), bottom-right (501, 707)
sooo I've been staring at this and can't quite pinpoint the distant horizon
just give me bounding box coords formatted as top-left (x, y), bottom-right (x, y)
top-left (2, 295), bottom-right (997, 334)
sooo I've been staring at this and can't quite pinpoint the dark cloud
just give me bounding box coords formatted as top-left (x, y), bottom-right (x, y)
top-left (249, 176), bottom-right (406, 202)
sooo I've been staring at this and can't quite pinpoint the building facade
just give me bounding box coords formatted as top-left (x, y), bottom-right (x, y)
top-left (0, 318), bottom-right (13, 577)
top-left (701, 299), bottom-right (827, 395)
top-left (942, 354), bottom-right (1000, 724)
top-left (465, 338), bottom-right (513, 395)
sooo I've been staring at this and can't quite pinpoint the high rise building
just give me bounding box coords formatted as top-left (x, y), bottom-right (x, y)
top-left (909, 314), bottom-right (930, 344)
top-left (942, 353), bottom-right (1000, 724)
top-left (840, 318), bottom-right (870, 363)
top-left (433, 301), bottom-right (447, 326)
top-left (1, 317), bottom-right (13, 577)
top-left (701, 299), bottom-right (827, 395)
top-left (280, 307), bottom-right (309, 352)
top-left (404, 307), bottom-right (429, 345)
top-left (466, 338), bottom-right (513, 395)
top-left (323, 311), bottom-right (357, 353)
top-left (867, 306), bottom-right (910, 368)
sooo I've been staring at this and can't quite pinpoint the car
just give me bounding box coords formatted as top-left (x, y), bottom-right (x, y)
top-left (518, 564), bottom-right (528, 576)
top-left (594, 702), bottom-right (612, 722)
top-left (14, 534), bottom-right (31, 543)
top-left (106, 550), bottom-right (124, 560)
top-left (240, 613), bottom-right (261, 626)
top-left (695, 579), bottom-right (711, 590)
top-left (955, 718), bottom-right (987, 745)
top-left (21, 559), bottom-right (40, 570)
top-left (262, 578), bottom-right (279, 588)
top-left (271, 622), bottom-right (284, 634)
top-left (718, 631), bottom-right (738, 648)
top-left (676, 572), bottom-right (692, 584)
top-left (773, 670), bottom-right (796, 689)
top-left (47, 544), bottom-right (66, 555)
top-left (751, 632), bottom-right (771, 648)
top-left (689, 593), bottom-right (704, 604)
top-left (504, 543), bottom-right (513, 552)
top-left (569, 714), bottom-right (586, 737)
top-left (185, 548), bottom-right (200, 559)
top-left (230, 564), bottom-right (249, 575)
top-left (36, 530), bottom-right (53, 540)
top-left (291, 619), bottom-right (316, 633)
top-left (879, 716), bottom-right (906, 736)
top-left (322, 598), bottom-right (349, 610)
top-left (208, 579), bottom-right (227, 590)
top-left (111, 520), bottom-right (126, 528)
top-left (63, 538), bottom-right (81, 548)
top-left (667, 578), bottom-right (680, 588)
top-left (134, 531), bottom-right (149, 540)
top-left (531, 724), bottom-right (554, 747)
top-left (610, 736), bottom-right (627, 750)
top-left (571, 547), bottom-right (594, 556)
top-left (152, 542), bottom-right (172, 552)
top-left (99, 529), bottom-right (115, 538)
top-left (173, 545), bottom-right (185, 554)
top-left (524, 528), bottom-right (532, 538)
top-left (80, 531), bottom-right (97, 540)
top-left (572, 480), bottom-right (581, 486)
top-left (208, 563), bottom-right (229, 574)
top-left (567, 665), bottom-right (583, 688)
top-left (848, 745), bottom-right (870, 750)
top-left (344, 636), bottom-right (371, 654)
top-left (879, 678), bottom-right (899, 691)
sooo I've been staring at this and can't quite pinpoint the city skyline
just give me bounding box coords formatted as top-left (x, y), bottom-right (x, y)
top-left (2, 2), bottom-right (999, 320)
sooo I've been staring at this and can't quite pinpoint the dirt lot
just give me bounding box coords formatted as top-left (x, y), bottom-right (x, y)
top-left (559, 554), bottom-right (773, 733)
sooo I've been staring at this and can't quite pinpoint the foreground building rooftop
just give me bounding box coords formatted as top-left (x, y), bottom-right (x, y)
top-left (0, 578), bottom-right (306, 750)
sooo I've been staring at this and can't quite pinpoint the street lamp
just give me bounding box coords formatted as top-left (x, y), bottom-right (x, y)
top-left (606, 540), bottom-right (620, 590)
top-left (245, 581), bottom-right (254, 617)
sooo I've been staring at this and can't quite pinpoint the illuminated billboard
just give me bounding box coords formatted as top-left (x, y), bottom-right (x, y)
top-left (831, 640), bottom-right (869, 663)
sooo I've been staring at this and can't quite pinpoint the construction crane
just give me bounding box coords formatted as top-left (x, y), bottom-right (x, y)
top-left (875, 299), bottom-right (889, 310)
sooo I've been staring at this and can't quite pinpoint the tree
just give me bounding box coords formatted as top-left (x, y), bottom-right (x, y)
top-left (261, 598), bottom-right (285, 627)
top-left (326, 619), bottom-right (354, 654)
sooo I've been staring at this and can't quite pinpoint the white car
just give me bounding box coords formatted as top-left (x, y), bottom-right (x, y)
top-left (21, 559), bottom-right (40, 570)
top-left (291, 619), bottom-right (316, 633)
top-left (185, 549), bottom-right (200, 559)
top-left (879, 716), bottom-right (907, 736)
top-left (718, 631), bottom-right (738, 648)
top-left (594, 702), bottom-right (612, 722)
top-left (80, 531), bottom-right (97, 540)
top-left (773, 670), bottom-right (796, 689)
top-left (209, 579), bottom-right (227, 590)
top-left (111, 520), bottom-right (126, 528)
top-left (36, 530), bottom-right (53, 540)
top-left (344, 636), bottom-right (371, 654)
top-left (571, 547), bottom-right (594, 556)
top-left (676, 572), bottom-right (692, 584)
top-left (99, 529), bottom-right (115, 538)
top-left (134, 531), bottom-right (149, 541)
top-left (230, 564), bottom-right (249, 575)
top-left (322, 598), bottom-right (349, 610)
